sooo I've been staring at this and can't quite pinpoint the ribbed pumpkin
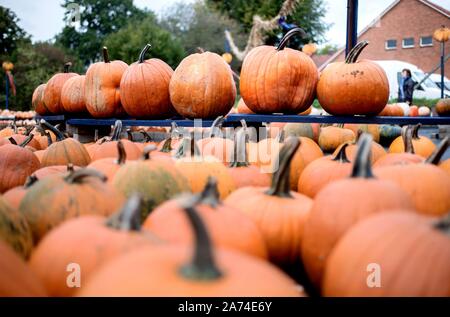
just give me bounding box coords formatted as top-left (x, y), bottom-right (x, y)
top-left (197, 116), bottom-right (234, 163)
top-left (332, 130), bottom-right (386, 164)
top-left (301, 134), bottom-right (415, 289)
top-left (61, 74), bottom-right (86, 113)
top-left (0, 196), bottom-right (33, 259)
top-left (88, 140), bottom-right (127, 181)
top-left (32, 84), bottom-right (50, 115)
top-left (20, 168), bottom-right (124, 243)
top-left (225, 138), bottom-right (313, 267)
top-left (170, 51), bottom-right (236, 119)
top-left (84, 47), bottom-right (128, 118)
top-left (0, 136), bottom-right (40, 193)
top-left (112, 146), bottom-right (190, 221)
top-left (40, 121), bottom-right (91, 167)
top-left (318, 125), bottom-right (355, 152)
top-left (120, 44), bottom-right (175, 118)
top-left (317, 42), bottom-right (389, 115)
top-left (240, 28), bottom-right (318, 114)
top-left (3, 175), bottom-right (38, 209)
top-left (298, 143), bottom-right (353, 198)
top-left (89, 121), bottom-right (141, 161)
top-left (78, 200), bottom-right (302, 297)
top-left (323, 212), bottom-right (450, 297)
top-left (235, 98), bottom-right (254, 114)
top-left (43, 63), bottom-right (78, 114)
top-left (375, 137), bottom-right (450, 216)
top-left (389, 124), bottom-right (436, 158)
top-left (144, 178), bottom-right (267, 259)
top-left (0, 240), bottom-right (46, 296)
top-left (29, 196), bottom-right (160, 296)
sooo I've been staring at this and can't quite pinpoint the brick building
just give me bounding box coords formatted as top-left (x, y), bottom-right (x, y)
top-left (320, 0), bottom-right (450, 78)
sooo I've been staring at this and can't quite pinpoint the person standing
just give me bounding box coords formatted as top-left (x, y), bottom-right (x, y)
top-left (398, 69), bottom-right (415, 105)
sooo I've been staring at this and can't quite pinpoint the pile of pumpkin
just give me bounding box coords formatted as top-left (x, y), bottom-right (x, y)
top-left (0, 112), bottom-right (450, 297)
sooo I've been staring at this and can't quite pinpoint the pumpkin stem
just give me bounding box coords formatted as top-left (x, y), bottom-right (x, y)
top-left (64, 62), bottom-right (72, 73)
top-left (111, 120), bottom-right (123, 141)
top-left (105, 194), bottom-right (142, 231)
top-left (426, 137), bottom-right (449, 165)
top-left (412, 123), bottom-right (421, 140)
top-left (19, 134), bottom-right (35, 148)
top-left (65, 168), bottom-right (107, 184)
top-left (35, 124), bottom-right (53, 146)
top-left (434, 213), bottom-right (450, 235)
top-left (40, 120), bottom-right (66, 141)
top-left (198, 177), bottom-right (220, 208)
top-left (276, 27), bottom-right (307, 51)
top-left (175, 137), bottom-right (200, 159)
top-left (24, 175), bottom-right (38, 188)
top-left (276, 129), bottom-right (286, 143)
top-left (345, 41), bottom-right (369, 64)
top-left (140, 131), bottom-right (152, 142)
top-left (138, 44), bottom-right (152, 63)
top-left (265, 137), bottom-right (300, 198)
top-left (116, 140), bottom-right (127, 165)
top-left (8, 137), bottom-right (17, 145)
top-left (102, 47), bottom-right (110, 63)
top-left (402, 126), bottom-right (415, 154)
top-left (67, 164), bottom-right (75, 173)
top-left (209, 116), bottom-right (225, 138)
top-left (333, 142), bottom-right (351, 163)
top-left (179, 197), bottom-right (222, 281)
top-left (350, 133), bottom-right (374, 179)
top-left (196, 47), bottom-right (205, 53)
top-left (229, 128), bottom-right (249, 168)
top-left (142, 144), bottom-right (157, 160)
top-left (160, 137), bottom-right (173, 153)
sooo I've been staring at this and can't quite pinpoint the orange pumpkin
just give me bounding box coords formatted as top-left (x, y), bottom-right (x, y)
top-left (235, 98), bottom-right (254, 114)
top-left (435, 98), bottom-right (450, 117)
top-left (378, 103), bottom-right (404, 116)
top-left (389, 124), bottom-right (436, 158)
top-left (440, 159), bottom-right (450, 175)
top-left (318, 41), bottom-right (389, 115)
top-left (409, 105), bottom-right (419, 117)
top-left (32, 164), bottom-right (79, 179)
top-left (240, 28), bottom-right (318, 114)
top-left (29, 196), bottom-right (160, 296)
top-left (197, 116), bottom-right (234, 163)
top-left (289, 137), bottom-right (323, 191)
top-left (225, 138), bottom-right (313, 267)
top-left (170, 51), bottom-right (236, 119)
top-left (323, 212), bottom-right (450, 296)
top-left (77, 200), bottom-right (302, 297)
top-left (120, 44), bottom-right (176, 118)
top-left (318, 125), bottom-right (355, 152)
top-left (8, 133), bottom-right (42, 151)
top-left (332, 130), bottom-right (386, 164)
top-left (248, 132), bottom-right (283, 174)
top-left (32, 84), bottom-right (50, 115)
top-left (87, 139), bottom-right (127, 181)
top-left (2, 175), bottom-right (38, 210)
top-left (84, 47), bottom-right (128, 118)
top-left (301, 134), bottom-right (415, 289)
top-left (61, 74), bottom-right (86, 113)
top-left (43, 63), bottom-right (78, 114)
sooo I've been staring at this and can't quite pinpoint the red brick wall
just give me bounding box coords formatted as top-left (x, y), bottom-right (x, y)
top-left (333, 0), bottom-right (450, 78)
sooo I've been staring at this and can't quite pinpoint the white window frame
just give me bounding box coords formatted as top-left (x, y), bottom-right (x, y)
top-left (420, 36), bottom-right (433, 47)
top-left (385, 39), bottom-right (397, 50)
top-left (402, 38), bottom-right (415, 49)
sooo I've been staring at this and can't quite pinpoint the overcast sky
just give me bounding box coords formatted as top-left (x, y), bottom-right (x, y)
top-left (1, 0), bottom-right (449, 47)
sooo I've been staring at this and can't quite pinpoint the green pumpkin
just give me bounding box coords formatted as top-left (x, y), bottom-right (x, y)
top-left (379, 125), bottom-right (402, 146)
top-left (283, 123), bottom-right (314, 140)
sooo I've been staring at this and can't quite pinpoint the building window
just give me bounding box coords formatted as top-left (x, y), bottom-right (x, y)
top-left (420, 36), bottom-right (433, 47)
top-left (385, 39), bottom-right (397, 50)
top-left (402, 38), bottom-right (415, 48)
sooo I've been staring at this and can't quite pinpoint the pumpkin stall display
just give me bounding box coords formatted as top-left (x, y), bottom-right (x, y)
top-left (388, 124), bottom-right (436, 158)
top-left (301, 134), bottom-right (415, 289)
top-left (32, 84), bottom-right (50, 115)
top-left (323, 212), bottom-right (450, 296)
top-left (318, 125), bottom-right (355, 152)
top-left (0, 135), bottom-right (40, 193)
top-left (84, 47), bottom-right (128, 118)
top-left (19, 168), bottom-right (125, 243)
top-left (317, 41), bottom-right (389, 115)
top-left (43, 63), bottom-right (78, 114)
top-left (169, 50), bottom-right (236, 119)
top-left (240, 28), bottom-right (318, 114)
top-left (436, 98), bottom-right (450, 116)
top-left (78, 199), bottom-right (302, 297)
top-left (225, 138), bottom-right (313, 267)
top-left (144, 178), bottom-right (267, 260)
top-left (120, 44), bottom-right (176, 118)
top-left (29, 195), bottom-right (160, 296)
top-left (61, 74), bottom-right (86, 113)
top-left (0, 240), bottom-right (46, 297)
top-left (40, 120), bottom-right (91, 167)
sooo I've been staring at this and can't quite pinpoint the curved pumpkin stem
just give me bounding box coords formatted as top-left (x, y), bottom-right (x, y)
top-left (40, 120), bottom-right (65, 141)
top-left (8, 137), bottom-right (17, 145)
top-left (402, 126), bottom-right (415, 154)
top-left (111, 120), bottom-right (123, 141)
top-left (196, 47), bottom-right (205, 53)
top-left (138, 44), bottom-right (152, 63)
top-left (277, 27), bottom-right (307, 51)
top-left (67, 163), bottom-right (75, 173)
top-left (64, 62), bottom-right (72, 73)
top-left (24, 175), bottom-right (38, 188)
top-left (345, 41), bottom-right (369, 64)
top-left (160, 137), bottom-right (173, 153)
top-left (350, 133), bottom-right (374, 179)
top-left (105, 194), bottom-right (142, 231)
top-left (179, 197), bottom-right (222, 280)
top-left (198, 177), bottom-right (221, 208)
top-left (276, 129), bottom-right (286, 143)
top-left (12, 134), bottom-right (35, 148)
top-left (35, 124), bottom-right (53, 146)
top-left (65, 168), bottom-right (107, 184)
top-left (102, 47), bottom-right (110, 63)
top-left (265, 137), bottom-right (300, 198)
top-left (434, 213), bottom-right (450, 235)
top-left (142, 144), bottom-right (157, 160)
top-left (229, 128), bottom-right (249, 168)
top-left (116, 140), bottom-right (127, 165)
top-left (412, 123), bottom-right (422, 140)
top-left (333, 142), bottom-right (351, 163)
top-left (175, 137), bottom-right (200, 159)
top-left (209, 116), bottom-right (225, 138)
top-left (426, 136), bottom-right (449, 165)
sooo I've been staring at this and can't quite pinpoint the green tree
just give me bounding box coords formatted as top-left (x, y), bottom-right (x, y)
top-left (55, 0), bottom-right (146, 66)
top-left (206, 0), bottom-right (329, 45)
top-left (0, 6), bottom-right (29, 56)
top-left (104, 14), bottom-right (185, 69)
top-left (317, 44), bottom-right (338, 55)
